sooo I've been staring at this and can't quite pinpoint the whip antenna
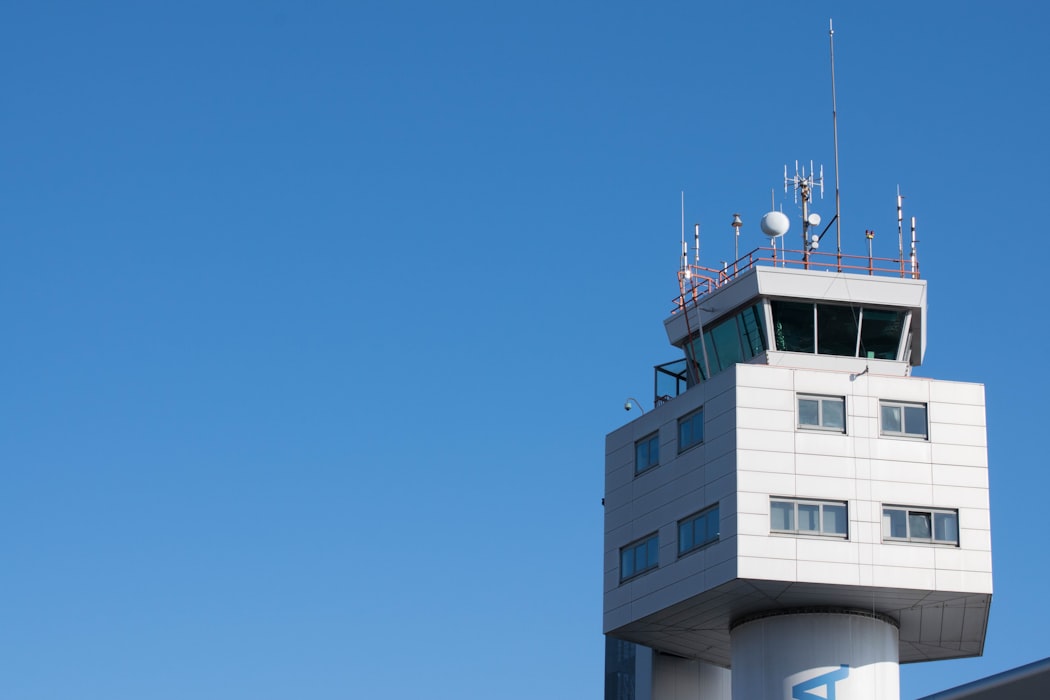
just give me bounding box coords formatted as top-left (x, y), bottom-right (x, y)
top-left (829, 19), bottom-right (843, 271)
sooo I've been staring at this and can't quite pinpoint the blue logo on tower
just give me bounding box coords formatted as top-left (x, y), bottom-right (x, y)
top-left (791, 665), bottom-right (849, 700)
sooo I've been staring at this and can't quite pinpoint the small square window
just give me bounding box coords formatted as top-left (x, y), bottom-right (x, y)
top-left (620, 533), bottom-right (659, 582)
top-left (635, 433), bottom-right (659, 475)
top-left (678, 504), bottom-right (720, 556)
top-left (678, 408), bottom-right (704, 452)
top-left (880, 401), bottom-right (928, 438)
top-left (798, 395), bottom-right (846, 432)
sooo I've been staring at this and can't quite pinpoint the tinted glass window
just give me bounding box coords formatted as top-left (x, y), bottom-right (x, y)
top-left (860, 309), bottom-right (906, 360)
top-left (823, 504), bottom-right (848, 535)
top-left (799, 398), bottom-right (820, 426)
top-left (882, 404), bottom-right (902, 433)
top-left (934, 512), bottom-right (959, 543)
top-left (739, 305), bottom-right (767, 359)
top-left (909, 512), bottom-right (932, 539)
top-left (711, 319), bottom-right (743, 370)
top-left (817, 304), bottom-right (860, 356)
top-left (620, 534), bottom-right (659, 581)
top-left (884, 508), bottom-right (907, 538)
top-left (798, 504), bottom-right (820, 532)
top-left (904, 405), bottom-right (928, 437)
top-left (770, 501), bottom-right (794, 531)
top-left (772, 301), bottom-right (814, 352)
top-left (823, 399), bottom-right (845, 430)
top-left (678, 409), bottom-right (704, 451)
top-left (679, 505), bottom-right (720, 556)
top-left (635, 434), bottom-right (659, 475)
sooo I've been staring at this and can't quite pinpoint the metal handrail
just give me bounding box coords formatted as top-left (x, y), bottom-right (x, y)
top-left (672, 246), bottom-right (920, 313)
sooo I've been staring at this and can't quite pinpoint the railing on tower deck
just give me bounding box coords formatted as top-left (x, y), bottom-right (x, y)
top-left (671, 246), bottom-right (921, 314)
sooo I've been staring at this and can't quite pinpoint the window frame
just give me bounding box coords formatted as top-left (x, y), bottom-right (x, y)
top-left (769, 497), bottom-right (849, 538)
top-left (678, 407), bottom-right (704, 453)
top-left (882, 505), bottom-right (959, 545)
top-left (634, 432), bottom-right (660, 475)
top-left (619, 532), bottom-right (660, 582)
top-left (879, 400), bottom-right (929, 439)
top-left (678, 504), bottom-right (720, 557)
top-left (797, 394), bottom-right (846, 433)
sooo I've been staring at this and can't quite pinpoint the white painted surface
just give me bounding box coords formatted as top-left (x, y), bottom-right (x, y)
top-left (730, 613), bottom-right (899, 700)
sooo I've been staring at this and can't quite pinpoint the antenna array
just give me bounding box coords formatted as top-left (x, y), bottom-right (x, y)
top-left (784, 161), bottom-right (825, 263)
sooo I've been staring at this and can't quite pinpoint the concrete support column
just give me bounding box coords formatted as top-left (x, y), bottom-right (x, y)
top-left (729, 609), bottom-right (899, 700)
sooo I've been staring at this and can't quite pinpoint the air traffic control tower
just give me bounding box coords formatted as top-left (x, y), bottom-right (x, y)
top-left (603, 201), bottom-right (991, 700)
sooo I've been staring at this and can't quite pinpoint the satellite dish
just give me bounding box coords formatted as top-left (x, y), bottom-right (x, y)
top-left (807, 213), bottom-right (822, 227)
top-left (760, 211), bottom-right (790, 238)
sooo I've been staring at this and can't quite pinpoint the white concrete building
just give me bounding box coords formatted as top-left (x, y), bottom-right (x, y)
top-left (604, 259), bottom-right (991, 700)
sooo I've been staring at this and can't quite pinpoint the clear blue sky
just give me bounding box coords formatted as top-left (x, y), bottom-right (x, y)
top-left (2, 2), bottom-right (1047, 699)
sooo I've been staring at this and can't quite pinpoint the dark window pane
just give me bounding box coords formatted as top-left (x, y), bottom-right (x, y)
top-left (739, 305), bottom-right (767, 359)
top-left (909, 512), bottom-right (932, 539)
top-left (934, 512), bottom-right (959, 543)
top-left (707, 507), bottom-right (720, 539)
top-left (799, 398), bottom-right (820, 426)
top-left (684, 336), bottom-right (708, 382)
top-left (860, 309), bottom-right (906, 360)
top-left (647, 537), bottom-right (659, 567)
top-left (711, 317), bottom-right (743, 369)
top-left (771, 501), bottom-right (794, 531)
top-left (885, 509), bottom-right (907, 538)
top-left (822, 399), bottom-right (845, 430)
top-left (772, 301), bottom-right (814, 352)
top-left (882, 404), bottom-right (902, 433)
top-left (817, 304), bottom-right (860, 356)
top-left (635, 545), bottom-right (647, 572)
top-left (679, 410), bottom-right (703, 451)
top-left (823, 504), bottom-right (847, 535)
top-left (635, 435), bottom-right (659, 474)
top-left (679, 521), bottom-right (693, 554)
top-left (621, 550), bottom-right (633, 579)
top-left (904, 405), bottom-right (928, 437)
top-left (703, 329), bottom-right (719, 374)
top-left (798, 504), bottom-right (820, 532)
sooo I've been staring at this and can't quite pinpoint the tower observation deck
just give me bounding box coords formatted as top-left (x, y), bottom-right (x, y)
top-left (603, 244), bottom-right (991, 700)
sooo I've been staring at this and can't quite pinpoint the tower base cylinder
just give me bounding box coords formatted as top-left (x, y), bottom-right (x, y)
top-left (729, 609), bottom-right (899, 700)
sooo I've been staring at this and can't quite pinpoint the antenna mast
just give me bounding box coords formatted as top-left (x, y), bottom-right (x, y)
top-left (829, 19), bottom-right (843, 271)
top-left (680, 191), bottom-right (688, 275)
top-left (784, 161), bottom-right (824, 268)
top-left (897, 186), bottom-right (905, 276)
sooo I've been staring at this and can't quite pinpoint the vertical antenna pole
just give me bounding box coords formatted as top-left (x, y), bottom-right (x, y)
top-left (829, 19), bottom-right (843, 271)
top-left (910, 216), bottom-right (918, 278)
top-left (897, 186), bottom-right (905, 277)
top-left (681, 191), bottom-right (687, 274)
top-left (694, 223), bottom-right (700, 267)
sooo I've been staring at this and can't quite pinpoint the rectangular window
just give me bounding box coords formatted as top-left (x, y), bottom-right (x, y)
top-left (771, 300), bottom-right (816, 353)
top-left (678, 408), bottom-right (704, 452)
top-left (859, 309), bottom-right (906, 360)
top-left (880, 401), bottom-right (928, 438)
top-left (883, 506), bottom-right (959, 544)
top-left (817, 304), bottom-right (860, 356)
top-left (798, 395), bottom-right (846, 432)
top-left (678, 504), bottom-right (720, 556)
top-left (770, 498), bottom-right (848, 537)
top-left (620, 533), bottom-right (659, 582)
top-left (771, 300), bottom-right (906, 361)
top-left (634, 433), bottom-right (659, 475)
top-left (683, 303), bottom-right (767, 383)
